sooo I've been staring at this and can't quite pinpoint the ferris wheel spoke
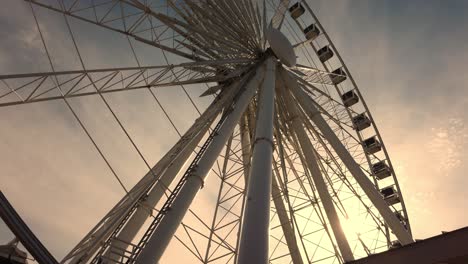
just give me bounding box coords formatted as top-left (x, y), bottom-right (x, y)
top-left (151, 4), bottom-right (225, 59)
top-left (0, 59), bottom-right (253, 107)
top-left (191, 130), bottom-right (249, 263)
top-left (156, 4), bottom-right (258, 57)
top-left (27, 0), bottom-right (208, 61)
top-left (232, 0), bottom-right (261, 48)
top-left (189, 1), bottom-right (256, 53)
top-left (207, 1), bottom-right (253, 50)
top-left (245, 0), bottom-right (264, 48)
top-left (64, 115), bottom-right (212, 263)
top-left (99, 124), bottom-right (213, 263)
top-left (208, 0), bottom-right (259, 52)
top-left (281, 70), bottom-right (370, 176)
top-left (179, 0), bottom-right (265, 56)
top-left (310, 133), bottom-right (386, 229)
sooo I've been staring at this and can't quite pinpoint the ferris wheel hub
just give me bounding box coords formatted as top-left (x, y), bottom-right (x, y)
top-left (266, 27), bottom-right (297, 67)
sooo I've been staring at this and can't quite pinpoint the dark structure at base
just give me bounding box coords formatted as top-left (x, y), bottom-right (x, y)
top-left (0, 240), bottom-right (28, 264)
top-left (0, 191), bottom-right (58, 264)
top-left (348, 227), bottom-right (468, 264)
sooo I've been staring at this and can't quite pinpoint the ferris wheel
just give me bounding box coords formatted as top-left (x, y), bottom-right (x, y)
top-left (0, 0), bottom-right (414, 263)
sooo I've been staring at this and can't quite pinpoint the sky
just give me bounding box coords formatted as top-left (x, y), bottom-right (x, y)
top-left (1, 0), bottom-right (468, 263)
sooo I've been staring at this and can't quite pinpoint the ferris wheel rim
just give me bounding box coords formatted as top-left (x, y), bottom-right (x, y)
top-left (0, 0), bottom-right (414, 263)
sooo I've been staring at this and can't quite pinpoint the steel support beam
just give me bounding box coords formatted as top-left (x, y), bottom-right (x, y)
top-left (0, 59), bottom-right (251, 108)
top-left (135, 61), bottom-right (267, 263)
top-left (64, 78), bottom-right (246, 263)
top-left (238, 57), bottom-right (276, 264)
top-left (104, 124), bottom-right (211, 262)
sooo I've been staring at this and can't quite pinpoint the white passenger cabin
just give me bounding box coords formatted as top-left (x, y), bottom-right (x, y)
top-left (317, 45), bottom-right (334, 63)
top-left (372, 160), bottom-right (392, 180)
top-left (363, 136), bottom-right (382, 154)
top-left (303, 24), bottom-right (320, 41)
top-left (330, 67), bottom-right (347, 85)
top-left (341, 90), bottom-right (359, 107)
top-left (380, 186), bottom-right (400, 205)
top-left (289, 2), bottom-right (305, 19)
top-left (352, 113), bottom-right (372, 131)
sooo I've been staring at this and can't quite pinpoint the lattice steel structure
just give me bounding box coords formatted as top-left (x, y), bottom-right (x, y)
top-left (0, 0), bottom-right (414, 263)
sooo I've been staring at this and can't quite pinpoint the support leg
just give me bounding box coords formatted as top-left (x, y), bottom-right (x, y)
top-left (135, 63), bottom-right (267, 264)
top-left (238, 57), bottom-right (276, 264)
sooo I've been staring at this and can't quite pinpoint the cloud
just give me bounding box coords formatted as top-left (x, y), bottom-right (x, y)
top-left (427, 118), bottom-right (468, 173)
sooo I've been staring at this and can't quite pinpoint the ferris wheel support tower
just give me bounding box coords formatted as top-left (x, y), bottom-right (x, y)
top-left (237, 57), bottom-right (276, 264)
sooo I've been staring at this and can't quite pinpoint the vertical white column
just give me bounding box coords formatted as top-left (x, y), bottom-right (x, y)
top-left (282, 86), bottom-right (354, 261)
top-left (136, 63), bottom-right (266, 264)
top-left (290, 83), bottom-right (414, 245)
top-left (238, 57), bottom-right (276, 264)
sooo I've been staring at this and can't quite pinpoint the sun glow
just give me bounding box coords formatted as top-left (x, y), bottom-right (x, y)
top-left (340, 216), bottom-right (364, 240)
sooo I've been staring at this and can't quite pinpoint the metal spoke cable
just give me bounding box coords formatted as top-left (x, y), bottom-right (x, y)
top-left (57, 0), bottom-right (173, 196)
top-left (121, 35), bottom-right (182, 203)
top-left (123, 11), bottom-right (235, 242)
top-left (148, 19), bottom-right (231, 180)
top-left (126, 33), bottom-right (224, 183)
top-left (156, 35), bottom-right (203, 115)
top-left (107, 6), bottom-right (236, 233)
top-left (125, 33), bottom-right (218, 205)
top-left (28, 0), bottom-right (129, 193)
top-left (125, 36), bottom-right (182, 136)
